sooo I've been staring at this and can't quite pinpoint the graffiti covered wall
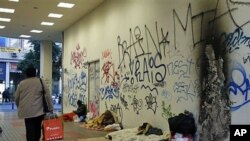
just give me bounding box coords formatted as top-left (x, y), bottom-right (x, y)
top-left (62, 43), bottom-right (88, 112)
top-left (63, 0), bottom-right (250, 132)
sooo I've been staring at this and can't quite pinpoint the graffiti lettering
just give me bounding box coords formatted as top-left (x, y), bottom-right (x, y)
top-left (120, 94), bottom-right (129, 110)
top-left (70, 44), bottom-right (87, 69)
top-left (131, 95), bottom-right (143, 115)
top-left (161, 101), bottom-right (176, 119)
top-left (220, 27), bottom-right (250, 53)
top-left (145, 93), bottom-right (158, 114)
top-left (110, 103), bottom-right (123, 123)
top-left (100, 85), bottom-right (119, 100)
top-left (228, 63), bottom-right (250, 111)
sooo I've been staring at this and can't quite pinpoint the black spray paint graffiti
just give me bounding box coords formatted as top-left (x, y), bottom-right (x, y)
top-left (166, 58), bottom-right (194, 79)
top-left (117, 23), bottom-right (169, 69)
top-left (229, 0), bottom-right (250, 5)
top-left (145, 93), bottom-right (158, 114)
top-left (153, 81), bottom-right (166, 87)
top-left (161, 101), bottom-right (176, 119)
top-left (131, 95), bottom-right (143, 115)
top-left (110, 103), bottom-right (123, 123)
top-left (174, 80), bottom-right (198, 103)
top-left (243, 53), bottom-right (250, 64)
top-left (117, 30), bottom-right (197, 102)
top-left (120, 94), bottom-right (129, 110)
top-left (172, 0), bottom-right (250, 50)
top-left (120, 52), bottom-right (167, 84)
top-left (116, 15), bottom-right (202, 99)
top-left (220, 27), bottom-right (250, 54)
top-left (117, 23), bottom-right (168, 84)
top-left (122, 83), bottom-right (139, 93)
top-left (173, 3), bottom-right (215, 49)
top-left (141, 84), bottom-right (159, 95)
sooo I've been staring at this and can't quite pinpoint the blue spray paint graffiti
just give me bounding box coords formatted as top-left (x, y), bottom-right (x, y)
top-left (221, 27), bottom-right (250, 53)
top-left (66, 71), bottom-right (87, 107)
top-left (100, 85), bottom-right (120, 100)
top-left (228, 63), bottom-right (250, 111)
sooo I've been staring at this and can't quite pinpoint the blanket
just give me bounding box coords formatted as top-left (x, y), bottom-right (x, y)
top-left (105, 128), bottom-right (168, 141)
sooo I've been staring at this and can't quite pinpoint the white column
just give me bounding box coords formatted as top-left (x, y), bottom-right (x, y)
top-left (59, 68), bottom-right (62, 95)
top-left (5, 62), bottom-right (10, 88)
top-left (40, 40), bottom-right (52, 93)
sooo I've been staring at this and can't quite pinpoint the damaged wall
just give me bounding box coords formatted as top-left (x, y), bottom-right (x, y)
top-left (62, 0), bottom-right (250, 140)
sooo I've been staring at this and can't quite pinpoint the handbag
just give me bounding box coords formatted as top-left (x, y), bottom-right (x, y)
top-left (40, 78), bottom-right (50, 113)
top-left (43, 113), bottom-right (64, 141)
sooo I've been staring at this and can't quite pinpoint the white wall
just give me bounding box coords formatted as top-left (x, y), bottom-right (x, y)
top-left (63, 0), bottom-right (250, 132)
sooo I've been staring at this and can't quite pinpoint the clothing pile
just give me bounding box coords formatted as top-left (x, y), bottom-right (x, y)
top-left (168, 110), bottom-right (196, 141)
top-left (81, 110), bottom-right (120, 131)
top-left (136, 122), bottom-right (163, 136)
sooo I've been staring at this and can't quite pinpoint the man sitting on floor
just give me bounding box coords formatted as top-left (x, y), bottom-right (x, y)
top-left (62, 100), bottom-right (87, 122)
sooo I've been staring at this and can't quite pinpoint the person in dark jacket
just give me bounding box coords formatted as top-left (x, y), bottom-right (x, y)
top-left (2, 87), bottom-right (10, 102)
top-left (73, 100), bottom-right (87, 120)
top-left (62, 100), bottom-right (87, 122)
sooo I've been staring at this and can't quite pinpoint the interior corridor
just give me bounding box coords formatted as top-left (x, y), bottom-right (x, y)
top-left (0, 103), bottom-right (108, 141)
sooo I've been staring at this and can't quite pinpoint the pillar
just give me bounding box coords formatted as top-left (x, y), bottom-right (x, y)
top-left (5, 62), bottom-right (10, 89)
top-left (40, 40), bottom-right (52, 93)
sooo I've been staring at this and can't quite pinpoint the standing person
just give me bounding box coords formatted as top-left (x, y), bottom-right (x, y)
top-left (0, 91), bottom-right (2, 103)
top-left (2, 89), bottom-right (6, 103)
top-left (14, 66), bottom-right (54, 141)
top-left (3, 87), bottom-right (10, 102)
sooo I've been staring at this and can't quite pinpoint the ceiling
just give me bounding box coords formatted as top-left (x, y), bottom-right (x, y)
top-left (0, 0), bottom-right (105, 43)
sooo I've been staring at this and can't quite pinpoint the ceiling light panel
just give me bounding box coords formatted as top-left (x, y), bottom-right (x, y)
top-left (0, 25), bottom-right (5, 29)
top-left (8, 0), bottom-right (19, 2)
top-left (57, 2), bottom-right (75, 8)
top-left (48, 13), bottom-right (63, 18)
top-left (19, 35), bottom-right (31, 38)
top-left (0, 18), bottom-right (11, 22)
top-left (30, 30), bottom-right (43, 33)
top-left (41, 22), bottom-right (54, 26)
top-left (0, 8), bottom-right (15, 13)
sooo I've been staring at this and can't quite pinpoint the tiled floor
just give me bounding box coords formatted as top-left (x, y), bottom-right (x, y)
top-left (0, 103), bottom-right (108, 141)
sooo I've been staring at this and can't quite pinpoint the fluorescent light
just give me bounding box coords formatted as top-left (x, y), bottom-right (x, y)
top-left (41, 22), bottom-right (54, 26)
top-left (30, 30), bottom-right (43, 33)
top-left (0, 8), bottom-right (15, 13)
top-left (0, 18), bottom-right (11, 22)
top-left (8, 0), bottom-right (19, 2)
top-left (19, 35), bottom-right (31, 38)
top-left (0, 25), bottom-right (5, 29)
top-left (57, 2), bottom-right (75, 8)
top-left (48, 13), bottom-right (63, 18)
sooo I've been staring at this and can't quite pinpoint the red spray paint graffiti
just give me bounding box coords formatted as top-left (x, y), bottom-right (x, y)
top-left (70, 44), bottom-right (87, 69)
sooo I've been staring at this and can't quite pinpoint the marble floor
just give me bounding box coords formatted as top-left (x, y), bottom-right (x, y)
top-left (0, 103), bottom-right (108, 141)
